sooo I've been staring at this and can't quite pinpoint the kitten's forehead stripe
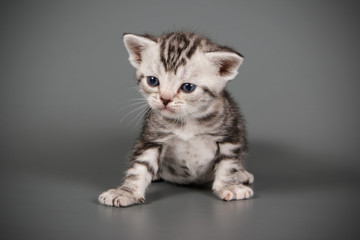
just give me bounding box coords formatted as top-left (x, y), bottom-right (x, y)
top-left (186, 37), bottom-right (201, 59)
top-left (157, 31), bottom-right (242, 75)
top-left (160, 40), bottom-right (167, 71)
top-left (159, 32), bottom-right (202, 74)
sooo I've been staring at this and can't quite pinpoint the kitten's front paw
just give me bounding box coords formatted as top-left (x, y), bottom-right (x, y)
top-left (214, 184), bottom-right (254, 201)
top-left (98, 188), bottom-right (144, 207)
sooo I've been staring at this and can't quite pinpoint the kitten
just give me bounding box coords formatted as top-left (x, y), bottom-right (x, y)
top-left (98, 31), bottom-right (254, 207)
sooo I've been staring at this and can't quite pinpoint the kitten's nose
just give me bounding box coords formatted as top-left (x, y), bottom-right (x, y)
top-left (160, 97), bottom-right (172, 106)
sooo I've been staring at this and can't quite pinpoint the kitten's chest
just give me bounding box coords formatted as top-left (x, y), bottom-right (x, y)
top-left (159, 135), bottom-right (218, 184)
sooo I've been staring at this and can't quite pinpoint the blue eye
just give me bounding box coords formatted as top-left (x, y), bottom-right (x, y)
top-left (147, 76), bottom-right (159, 87)
top-left (181, 83), bottom-right (196, 93)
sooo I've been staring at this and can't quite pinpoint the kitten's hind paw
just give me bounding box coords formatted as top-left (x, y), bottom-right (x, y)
top-left (213, 184), bottom-right (254, 201)
top-left (98, 188), bottom-right (144, 207)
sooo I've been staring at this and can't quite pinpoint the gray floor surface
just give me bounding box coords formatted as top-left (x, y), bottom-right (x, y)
top-left (1, 135), bottom-right (359, 240)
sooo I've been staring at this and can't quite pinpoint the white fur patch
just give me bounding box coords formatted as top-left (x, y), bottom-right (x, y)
top-left (136, 148), bottom-right (160, 173)
top-left (219, 142), bottom-right (240, 155)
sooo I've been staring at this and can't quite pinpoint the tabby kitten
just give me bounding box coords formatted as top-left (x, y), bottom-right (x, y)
top-left (98, 31), bottom-right (254, 207)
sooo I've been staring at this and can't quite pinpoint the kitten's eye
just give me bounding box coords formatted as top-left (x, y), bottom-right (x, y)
top-left (147, 76), bottom-right (159, 87)
top-left (180, 83), bottom-right (196, 93)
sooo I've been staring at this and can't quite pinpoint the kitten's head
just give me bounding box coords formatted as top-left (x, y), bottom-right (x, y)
top-left (123, 31), bottom-right (244, 119)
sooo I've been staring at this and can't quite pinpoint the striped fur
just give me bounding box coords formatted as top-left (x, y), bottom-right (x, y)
top-left (98, 31), bottom-right (254, 207)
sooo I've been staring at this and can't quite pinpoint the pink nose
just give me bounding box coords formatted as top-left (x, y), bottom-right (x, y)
top-left (160, 97), bottom-right (172, 106)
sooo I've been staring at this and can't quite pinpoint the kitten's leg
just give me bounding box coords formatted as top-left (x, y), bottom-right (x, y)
top-left (98, 145), bottom-right (161, 207)
top-left (151, 172), bottom-right (164, 182)
top-left (212, 143), bottom-right (254, 201)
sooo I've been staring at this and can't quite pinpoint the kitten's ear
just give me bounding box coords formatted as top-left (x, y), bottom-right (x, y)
top-left (205, 51), bottom-right (244, 81)
top-left (123, 33), bottom-right (157, 68)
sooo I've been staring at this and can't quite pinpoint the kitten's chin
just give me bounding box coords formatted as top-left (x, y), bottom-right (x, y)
top-left (160, 108), bottom-right (175, 115)
top-left (157, 107), bottom-right (179, 118)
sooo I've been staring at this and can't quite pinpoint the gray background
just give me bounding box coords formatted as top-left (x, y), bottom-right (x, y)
top-left (1, 0), bottom-right (360, 239)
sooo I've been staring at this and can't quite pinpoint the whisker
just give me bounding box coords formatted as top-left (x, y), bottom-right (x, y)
top-left (118, 101), bottom-right (147, 111)
top-left (134, 107), bottom-right (150, 127)
top-left (145, 108), bottom-right (152, 119)
top-left (128, 105), bottom-right (149, 127)
top-left (127, 86), bottom-right (141, 91)
top-left (119, 103), bottom-right (148, 123)
top-left (127, 98), bottom-right (147, 102)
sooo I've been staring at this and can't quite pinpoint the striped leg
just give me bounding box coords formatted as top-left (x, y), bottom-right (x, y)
top-left (98, 144), bottom-right (161, 207)
top-left (212, 142), bottom-right (254, 201)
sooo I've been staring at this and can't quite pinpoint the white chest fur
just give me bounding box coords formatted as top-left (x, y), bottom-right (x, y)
top-left (159, 134), bottom-right (218, 184)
